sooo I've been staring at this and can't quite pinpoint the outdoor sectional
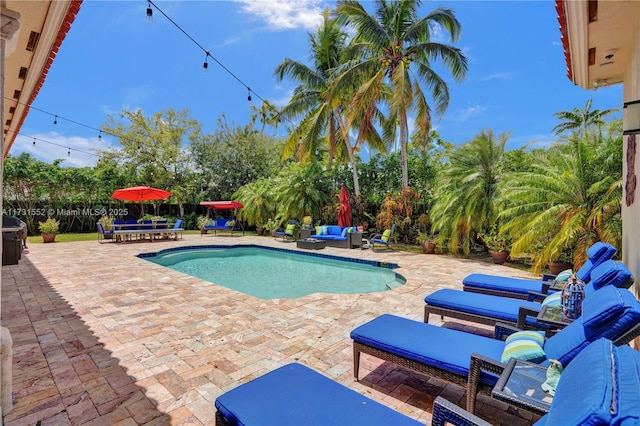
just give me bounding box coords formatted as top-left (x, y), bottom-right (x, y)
top-left (350, 285), bottom-right (640, 414)
top-left (310, 225), bottom-right (361, 248)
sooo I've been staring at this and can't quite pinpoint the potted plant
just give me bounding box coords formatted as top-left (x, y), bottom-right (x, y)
top-left (481, 231), bottom-right (511, 264)
top-left (98, 215), bottom-right (115, 239)
top-left (548, 247), bottom-right (574, 275)
top-left (302, 215), bottom-right (313, 229)
top-left (255, 220), bottom-right (265, 236)
top-left (197, 215), bottom-right (209, 234)
top-left (416, 232), bottom-right (437, 254)
top-left (264, 218), bottom-right (278, 237)
top-left (38, 217), bottom-right (60, 243)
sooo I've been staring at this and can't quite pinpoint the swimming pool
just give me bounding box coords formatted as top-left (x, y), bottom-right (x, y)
top-left (139, 245), bottom-right (405, 299)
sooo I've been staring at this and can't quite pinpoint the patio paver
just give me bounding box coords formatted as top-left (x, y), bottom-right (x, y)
top-left (1, 234), bottom-right (540, 425)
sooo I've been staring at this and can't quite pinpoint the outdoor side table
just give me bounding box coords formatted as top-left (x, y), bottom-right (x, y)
top-left (536, 305), bottom-right (574, 329)
top-left (492, 358), bottom-right (553, 416)
top-left (296, 239), bottom-right (326, 250)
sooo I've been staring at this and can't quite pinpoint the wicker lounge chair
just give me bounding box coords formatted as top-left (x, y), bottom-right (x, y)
top-left (432, 337), bottom-right (640, 426)
top-left (424, 260), bottom-right (634, 328)
top-left (214, 363), bottom-right (422, 426)
top-left (351, 286), bottom-right (640, 414)
top-left (462, 242), bottom-right (617, 299)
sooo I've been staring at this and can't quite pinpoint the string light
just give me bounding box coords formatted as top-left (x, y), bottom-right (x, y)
top-left (146, 1), bottom-right (153, 23)
top-left (98, 130), bottom-right (102, 140)
top-left (14, 133), bottom-right (100, 159)
top-left (203, 52), bottom-right (209, 72)
top-left (32, 138), bottom-right (36, 146)
top-left (67, 147), bottom-right (71, 156)
top-left (247, 88), bottom-right (252, 102)
top-left (53, 115), bottom-right (57, 126)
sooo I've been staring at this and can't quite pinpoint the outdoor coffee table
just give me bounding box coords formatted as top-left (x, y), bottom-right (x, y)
top-left (296, 238), bottom-right (326, 250)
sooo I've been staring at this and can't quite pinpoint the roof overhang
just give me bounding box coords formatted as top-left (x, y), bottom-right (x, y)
top-left (3, 0), bottom-right (82, 158)
top-left (556, 0), bottom-right (640, 89)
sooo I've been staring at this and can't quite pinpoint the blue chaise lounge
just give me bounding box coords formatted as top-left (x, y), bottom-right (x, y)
top-left (214, 363), bottom-right (422, 426)
top-left (424, 259), bottom-right (634, 328)
top-left (462, 242), bottom-right (617, 299)
top-left (432, 337), bottom-right (640, 425)
top-left (351, 285), bottom-right (640, 414)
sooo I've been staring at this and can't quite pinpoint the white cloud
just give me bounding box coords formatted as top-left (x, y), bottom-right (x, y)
top-left (11, 132), bottom-right (113, 168)
top-left (481, 72), bottom-right (511, 81)
top-left (509, 133), bottom-right (558, 150)
top-left (454, 104), bottom-right (485, 122)
top-left (232, 0), bottom-right (325, 31)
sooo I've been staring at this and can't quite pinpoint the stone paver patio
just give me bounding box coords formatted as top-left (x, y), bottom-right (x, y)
top-left (1, 234), bottom-right (542, 425)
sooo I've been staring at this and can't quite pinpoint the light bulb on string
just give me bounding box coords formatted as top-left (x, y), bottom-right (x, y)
top-left (98, 131), bottom-right (102, 140)
top-left (67, 147), bottom-right (71, 156)
top-left (146, 1), bottom-right (153, 22)
top-left (32, 138), bottom-right (36, 146)
top-left (203, 52), bottom-right (209, 73)
top-left (247, 88), bottom-right (252, 102)
top-left (53, 115), bottom-right (57, 126)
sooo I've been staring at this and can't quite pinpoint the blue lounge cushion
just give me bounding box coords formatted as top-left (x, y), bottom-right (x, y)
top-left (540, 338), bottom-right (640, 426)
top-left (581, 285), bottom-right (626, 339)
top-left (215, 363), bottom-right (423, 426)
top-left (425, 289), bottom-right (542, 324)
top-left (589, 260), bottom-right (634, 290)
top-left (500, 330), bottom-right (546, 363)
top-left (350, 314), bottom-right (504, 384)
top-left (463, 274), bottom-right (547, 296)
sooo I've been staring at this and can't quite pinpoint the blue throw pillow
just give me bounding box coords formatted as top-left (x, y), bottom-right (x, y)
top-left (501, 330), bottom-right (546, 363)
top-left (542, 292), bottom-right (562, 307)
top-left (556, 269), bottom-right (572, 282)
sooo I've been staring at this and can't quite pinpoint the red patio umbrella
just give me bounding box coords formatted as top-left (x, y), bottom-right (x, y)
top-left (112, 186), bottom-right (172, 217)
top-left (111, 186), bottom-right (172, 201)
top-left (337, 184), bottom-right (352, 227)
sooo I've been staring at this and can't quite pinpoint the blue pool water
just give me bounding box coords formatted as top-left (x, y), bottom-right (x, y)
top-left (139, 245), bottom-right (405, 299)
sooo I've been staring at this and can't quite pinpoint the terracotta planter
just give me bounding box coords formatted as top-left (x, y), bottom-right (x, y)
top-left (548, 261), bottom-right (573, 275)
top-left (41, 233), bottom-right (56, 243)
top-left (270, 230), bottom-right (277, 237)
top-left (422, 242), bottom-right (436, 254)
top-left (490, 250), bottom-right (509, 265)
top-left (256, 228), bottom-right (264, 236)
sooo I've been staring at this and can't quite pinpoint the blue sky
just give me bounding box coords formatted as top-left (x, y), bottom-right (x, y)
top-left (14, 0), bottom-right (623, 167)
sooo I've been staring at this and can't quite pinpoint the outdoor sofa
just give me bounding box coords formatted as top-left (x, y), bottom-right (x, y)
top-left (350, 285), bottom-right (640, 414)
top-left (432, 337), bottom-right (640, 426)
top-left (461, 242), bottom-right (617, 299)
top-left (424, 259), bottom-right (634, 328)
top-left (309, 225), bottom-right (361, 248)
top-left (201, 218), bottom-right (243, 236)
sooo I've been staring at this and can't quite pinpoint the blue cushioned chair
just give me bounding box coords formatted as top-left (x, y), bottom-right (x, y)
top-left (351, 286), bottom-right (640, 415)
top-left (462, 242), bottom-right (618, 299)
top-left (432, 337), bottom-right (640, 426)
top-left (370, 223), bottom-right (395, 251)
top-left (424, 260), bottom-right (634, 328)
top-left (215, 363), bottom-right (423, 426)
top-left (275, 220), bottom-right (297, 241)
top-left (96, 222), bottom-right (114, 243)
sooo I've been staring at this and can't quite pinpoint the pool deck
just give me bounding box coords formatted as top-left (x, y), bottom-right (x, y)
top-left (1, 234), bottom-right (540, 425)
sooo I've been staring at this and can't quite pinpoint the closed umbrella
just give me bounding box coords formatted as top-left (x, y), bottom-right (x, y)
top-left (337, 184), bottom-right (352, 228)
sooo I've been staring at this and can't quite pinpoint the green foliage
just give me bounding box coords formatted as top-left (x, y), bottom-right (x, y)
top-left (479, 230), bottom-right (511, 252)
top-left (233, 178), bottom-right (275, 227)
top-left (98, 216), bottom-right (115, 230)
top-left (38, 217), bottom-right (60, 234)
top-left (500, 121), bottom-right (622, 273)
top-left (430, 129), bottom-right (509, 254)
top-left (264, 218), bottom-right (278, 231)
top-left (272, 162), bottom-right (332, 221)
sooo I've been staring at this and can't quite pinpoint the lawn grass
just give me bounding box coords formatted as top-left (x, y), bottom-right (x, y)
top-left (27, 229), bottom-right (202, 244)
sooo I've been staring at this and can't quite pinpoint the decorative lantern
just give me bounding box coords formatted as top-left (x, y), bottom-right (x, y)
top-left (561, 273), bottom-right (585, 320)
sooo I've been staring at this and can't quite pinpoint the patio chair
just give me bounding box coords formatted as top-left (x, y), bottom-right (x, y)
top-left (351, 285), bottom-right (640, 414)
top-left (168, 219), bottom-right (184, 240)
top-left (462, 242), bottom-right (617, 299)
top-left (370, 223), bottom-right (395, 251)
top-left (423, 260), bottom-right (634, 328)
top-left (214, 363), bottom-right (422, 426)
top-left (275, 220), bottom-right (297, 242)
top-left (96, 222), bottom-right (114, 243)
top-left (431, 337), bottom-right (640, 426)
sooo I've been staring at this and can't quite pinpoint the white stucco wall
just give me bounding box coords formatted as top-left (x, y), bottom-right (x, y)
top-left (622, 16), bottom-right (640, 302)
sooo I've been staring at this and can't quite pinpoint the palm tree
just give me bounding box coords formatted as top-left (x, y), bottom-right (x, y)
top-left (334, 0), bottom-right (468, 189)
top-left (272, 162), bottom-right (333, 221)
top-left (274, 9), bottom-right (383, 198)
top-left (430, 129), bottom-right (509, 254)
top-left (233, 178), bottom-right (275, 227)
top-left (249, 100), bottom-right (280, 135)
top-left (552, 99), bottom-right (618, 138)
top-left (500, 123), bottom-right (622, 273)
